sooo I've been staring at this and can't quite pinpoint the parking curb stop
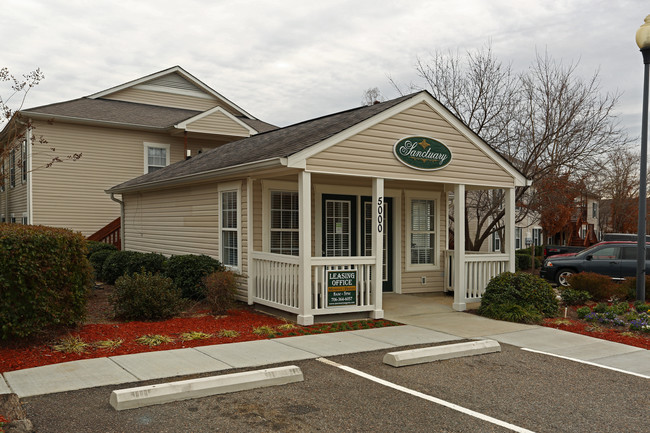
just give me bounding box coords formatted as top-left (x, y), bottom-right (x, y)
top-left (383, 340), bottom-right (501, 367)
top-left (110, 365), bottom-right (304, 410)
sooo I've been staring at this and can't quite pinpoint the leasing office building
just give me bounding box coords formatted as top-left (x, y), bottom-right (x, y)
top-left (108, 91), bottom-right (529, 325)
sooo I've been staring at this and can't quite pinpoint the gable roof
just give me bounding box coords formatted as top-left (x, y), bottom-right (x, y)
top-left (108, 91), bottom-right (529, 193)
top-left (22, 98), bottom-right (202, 129)
top-left (88, 66), bottom-right (255, 119)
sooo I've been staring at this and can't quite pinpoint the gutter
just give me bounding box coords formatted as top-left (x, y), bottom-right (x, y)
top-left (106, 157), bottom-right (287, 194)
top-left (110, 193), bottom-right (125, 250)
top-left (21, 111), bottom-right (174, 133)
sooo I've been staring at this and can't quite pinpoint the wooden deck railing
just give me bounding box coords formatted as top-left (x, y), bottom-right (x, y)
top-left (87, 217), bottom-right (121, 249)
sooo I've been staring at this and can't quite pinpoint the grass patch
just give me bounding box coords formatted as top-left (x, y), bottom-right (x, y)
top-left (52, 335), bottom-right (89, 354)
top-left (180, 331), bottom-right (213, 341)
top-left (135, 334), bottom-right (174, 346)
top-left (217, 329), bottom-right (239, 338)
top-left (92, 339), bottom-right (124, 351)
top-left (252, 325), bottom-right (278, 337)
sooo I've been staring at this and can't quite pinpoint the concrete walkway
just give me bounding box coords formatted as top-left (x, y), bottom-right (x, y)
top-left (383, 293), bottom-right (650, 378)
top-left (1, 294), bottom-right (647, 398)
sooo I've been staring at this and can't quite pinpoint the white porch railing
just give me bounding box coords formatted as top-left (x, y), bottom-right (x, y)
top-left (252, 252), bottom-right (301, 313)
top-left (310, 256), bottom-right (376, 313)
top-left (251, 253), bottom-right (378, 316)
top-left (445, 251), bottom-right (510, 303)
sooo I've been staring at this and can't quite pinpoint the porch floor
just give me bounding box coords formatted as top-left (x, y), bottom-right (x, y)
top-left (382, 293), bottom-right (533, 339)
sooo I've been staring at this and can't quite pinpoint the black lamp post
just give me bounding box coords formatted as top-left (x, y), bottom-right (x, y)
top-left (636, 15), bottom-right (650, 302)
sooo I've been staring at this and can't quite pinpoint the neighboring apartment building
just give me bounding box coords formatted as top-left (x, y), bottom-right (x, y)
top-left (0, 66), bottom-right (276, 238)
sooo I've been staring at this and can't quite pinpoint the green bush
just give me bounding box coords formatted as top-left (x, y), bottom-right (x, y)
top-left (478, 272), bottom-right (558, 323)
top-left (111, 271), bottom-right (184, 320)
top-left (164, 254), bottom-right (224, 299)
top-left (566, 272), bottom-right (627, 302)
top-left (593, 302), bottom-right (609, 313)
top-left (576, 306), bottom-right (591, 319)
top-left (0, 224), bottom-right (93, 339)
top-left (633, 300), bottom-right (650, 313)
top-left (203, 271), bottom-right (238, 314)
top-left (559, 287), bottom-right (591, 306)
top-left (85, 240), bottom-right (117, 258)
top-left (478, 302), bottom-right (542, 324)
top-left (89, 249), bottom-right (114, 280)
top-left (515, 254), bottom-right (531, 271)
top-left (101, 250), bottom-right (167, 284)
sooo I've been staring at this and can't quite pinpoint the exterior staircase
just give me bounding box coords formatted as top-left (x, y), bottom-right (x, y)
top-left (87, 217), bottom-right (121, 249)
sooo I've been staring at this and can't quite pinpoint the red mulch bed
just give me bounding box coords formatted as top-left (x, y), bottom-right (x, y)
top-left (541, 317), bottom-right (650, 350)
top-left (0, 287), bottom-right (399, 373)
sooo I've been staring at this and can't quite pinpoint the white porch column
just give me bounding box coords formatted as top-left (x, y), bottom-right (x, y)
top-left (505, 187), bottom-right (516, 273)
top-left (297, 171), bottom-right (314, 325)
top-left (246, 177), bottom-right (255, 305)
top-left (453, 184), bottom-right (466, 311)
top-left (370, 177), bottom-right (384, 319)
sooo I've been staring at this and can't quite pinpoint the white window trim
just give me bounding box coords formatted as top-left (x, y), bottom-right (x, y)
top-left (405, 191), bottom-right (441, 271)
top-left (21, 212), bottom-right (28, 225)
top-left (261, 180), bottom-right (298, 254)
top-left (143, 142), bottom-right (170, 174)
top-left (10, 213), bottom-right (15, 224)
top-left (492, 231), bottom-right (501, 252)
top-left (9, 149), bottom-right (15, 188)
top-left (218, 181), bottom-right (242, 271)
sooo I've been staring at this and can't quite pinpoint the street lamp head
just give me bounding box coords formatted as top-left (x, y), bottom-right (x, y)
top-left (637, 15), bottom-right (650, 51)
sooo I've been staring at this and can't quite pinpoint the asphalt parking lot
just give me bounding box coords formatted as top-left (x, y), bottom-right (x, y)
top-left (22, 343), bottom-right (648, 433)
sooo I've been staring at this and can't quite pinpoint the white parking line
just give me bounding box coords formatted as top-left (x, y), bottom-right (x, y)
top-left (316, 357), bottom-right (536, 433)
top-left (520, 348), bottom-right (650, 379)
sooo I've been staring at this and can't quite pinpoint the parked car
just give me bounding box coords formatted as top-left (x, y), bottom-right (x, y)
top-left (543, 245), bottom-right (585, 260)
top-left (540, 241), bottom-right (650, 286)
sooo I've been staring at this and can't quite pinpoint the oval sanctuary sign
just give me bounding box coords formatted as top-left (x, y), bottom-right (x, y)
top-left (393, 136), bottom-right (452, 171)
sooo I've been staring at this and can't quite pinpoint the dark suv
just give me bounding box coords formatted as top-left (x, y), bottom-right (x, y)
top-left (540, 241), bottom-right (650, 286)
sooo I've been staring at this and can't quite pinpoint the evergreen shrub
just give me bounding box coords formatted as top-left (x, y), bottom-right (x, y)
top-left (566, 272), bottom-right (627, 302)
top-left (478, 272), bottom-right (558, 323)
top-left (0, 224), bottom-right (93, 339)
top-left (164, 254), bottom-right (224, 299)
top-left (111, 271), bottom-right (184, 320)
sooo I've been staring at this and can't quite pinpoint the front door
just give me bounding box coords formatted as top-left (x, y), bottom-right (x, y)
top-left (322, 194), bottom-right (357, 257)
top-left (361, 197), bottom-right (393, 292)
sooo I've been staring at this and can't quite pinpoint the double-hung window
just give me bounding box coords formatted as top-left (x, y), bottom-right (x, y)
top-left (515, 227), bottom-right (522, 250)
top-left (270, 191), bottom-right (299, 255)
top-left (492, 232), bottom-right (501, 252)
top-left (143, 143), bottom-right (170, 173)
top-left (21, 140), bottom-right (27, 184)
top-left (9, 150), bottom-right (15, 188)
top-left (406, 193), bottom-right (439, 269)
top-left (219, 183), bottom-right (241, 269)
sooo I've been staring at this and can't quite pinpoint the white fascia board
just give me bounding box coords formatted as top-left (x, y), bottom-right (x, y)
top-left (175, 106), bottom-right (257, 135)
top-left (88, 66), bottom-right (255, 119)
top-left (287, 92), bottom-right (529, 187)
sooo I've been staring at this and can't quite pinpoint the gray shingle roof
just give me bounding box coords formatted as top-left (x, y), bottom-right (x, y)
top-left (23, 98), bottom-right (202, 129)
top-left (108, 92), bottom-right (420, 192)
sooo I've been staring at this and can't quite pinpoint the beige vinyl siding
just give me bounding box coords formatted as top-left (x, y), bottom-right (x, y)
top-left (306, 102), bottom-right (515, 188)
top-left (0, 169), bottom-right (27, 221)
top-left (186, 111), bottom-right (250, 137)
top-left (123, 183), bottom-right (219, 256)
top-left (30, 121), bottom-right (223, 236)
top-left (104, 88), bottom-right (219, 112)
top-left (399, 185), bottom-right (447, 293)
top-left (123, 179), bottom-right (249, 301)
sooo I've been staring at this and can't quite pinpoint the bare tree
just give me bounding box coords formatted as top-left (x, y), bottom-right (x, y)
top-left (361, 87), bottom-right (385, 106)
top-left (0, 67), bottom-right (81, 189)
top-left (594, 149), bottom-right (639, 233)
top-left (394, 46), bottom-right (630, 250)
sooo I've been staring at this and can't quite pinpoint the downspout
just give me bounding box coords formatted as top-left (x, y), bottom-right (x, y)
top-left (110, 193), bottom-right (125, 250)
top-left (27, 125), bottom-right (33, 224)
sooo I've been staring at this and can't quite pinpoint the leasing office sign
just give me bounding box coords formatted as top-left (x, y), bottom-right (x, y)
top-left (327, 270), bottom-right (357, 306)
top-left (393, 136), bottom-right (452, 171)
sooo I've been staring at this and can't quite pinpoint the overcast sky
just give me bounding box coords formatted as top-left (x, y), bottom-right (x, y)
top-left (1, 0), bottom-right (648, 140)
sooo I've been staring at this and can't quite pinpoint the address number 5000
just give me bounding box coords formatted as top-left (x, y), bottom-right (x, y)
top-left (377, 197), bottom-right (383, 233)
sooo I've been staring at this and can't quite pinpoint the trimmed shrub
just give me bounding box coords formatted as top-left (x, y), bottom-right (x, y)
top-left (515, 254), bottom-right (531, 271)
top-left (203, 271), bottom-right (238, 314)
top-left (100, 250), bottom-right (167, 284)
top-left (566, 272), bottom-right (627, 302)
top-left (164, 254), bottom-right (224, 299)
top-left (0, 224), bottom-right (93, 339)
top-left (559, 287), bottom-right (591, 306)
top-left (478, 272), bottom-right (558, 323)
top-left (621, 276), bottom-right (650, 301)
top-left (576, 306), bottom-right (591, 319)
top-left (89, 249), bottom-right (115, 281)
top-left (111, 271), bottom-right (184, 320)
top-left (85, 240), bottom-right (117, 258)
